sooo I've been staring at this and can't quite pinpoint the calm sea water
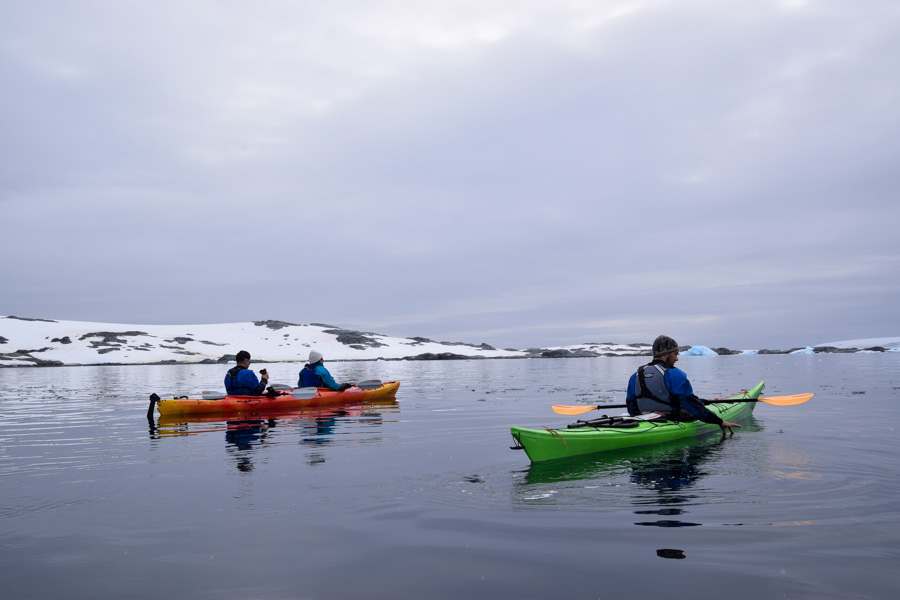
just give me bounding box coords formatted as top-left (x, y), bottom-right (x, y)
top-left (1, 354), bottom-right (898, 599)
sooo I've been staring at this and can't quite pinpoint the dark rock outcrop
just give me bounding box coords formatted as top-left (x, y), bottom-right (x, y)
top-left (254, 320), bottom-right (300, 331)
top-left (6, 315), bottom-right (58, 323)
top-left (323, 329), bottom-right (387, 349)
top-left (79, 331), bottom-right (150, 346)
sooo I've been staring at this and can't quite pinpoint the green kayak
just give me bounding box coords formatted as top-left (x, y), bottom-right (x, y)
top-left (510, 381), bottom-right (765, 463)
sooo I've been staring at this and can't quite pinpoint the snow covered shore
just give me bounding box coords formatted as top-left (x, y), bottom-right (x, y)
top-left (1, 316), bottom-right (897, 367)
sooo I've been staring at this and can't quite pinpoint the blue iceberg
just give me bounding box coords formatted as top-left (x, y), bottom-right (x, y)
top-left (684, 346), bottom-right (717, 356)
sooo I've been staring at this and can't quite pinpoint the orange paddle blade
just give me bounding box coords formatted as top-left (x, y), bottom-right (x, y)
top-left (757, 393), bottom-right (813, 406)
top-left (551, 404), bottom-right (605, 416)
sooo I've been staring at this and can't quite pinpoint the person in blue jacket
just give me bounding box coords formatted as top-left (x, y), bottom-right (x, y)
top-left (298, 350), bottom-right (353, 391)
top-left (626, 335), bottom-right (741, 436)
top-left (224, 350), bottom-right (269, 395)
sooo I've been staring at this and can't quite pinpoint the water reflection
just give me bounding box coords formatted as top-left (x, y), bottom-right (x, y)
top-left (151, 400), bottom-right (399, 471)
top-left (225, 417), bottom-right (274, 472)
top-left (518, 418), bottom-right (764, 558)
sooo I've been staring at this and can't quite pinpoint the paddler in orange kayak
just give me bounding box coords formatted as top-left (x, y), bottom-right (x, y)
top-left (298, 350), bottom-right (354, 391)
top-left (224, 350), bottom-right (270, 395)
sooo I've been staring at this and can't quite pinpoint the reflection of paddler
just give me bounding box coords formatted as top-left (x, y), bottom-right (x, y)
top-left (628, 445), bottom-right (706, 493)
top-left (225, 418), bottom-right (268, 450)
top-left (225, 418), bottom-right (270, 472)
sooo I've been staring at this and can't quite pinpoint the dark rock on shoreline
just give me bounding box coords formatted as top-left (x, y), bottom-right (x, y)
top-left (0, 347), bottom-right (64, 366)
top-left (405, 352), bottom-right (473, 360)
top-left (541, 349), bottom-right (600, 358)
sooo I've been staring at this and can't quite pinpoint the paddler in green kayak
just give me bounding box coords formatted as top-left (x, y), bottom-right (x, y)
top-left (626, 335), bottom-right (742, 436)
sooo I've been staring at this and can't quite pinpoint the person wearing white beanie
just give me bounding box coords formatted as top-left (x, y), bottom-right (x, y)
top-left (298, 350), bottom-right (353, 391)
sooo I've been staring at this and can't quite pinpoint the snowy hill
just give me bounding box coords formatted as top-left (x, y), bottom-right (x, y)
top-left (1, 316), bottom-right (897, 367)
top-left (0, 316), bottom-right (529, 367)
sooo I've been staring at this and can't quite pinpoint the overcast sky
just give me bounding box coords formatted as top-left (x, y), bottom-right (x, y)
top-left (2, 0), bottom-right (898, 350)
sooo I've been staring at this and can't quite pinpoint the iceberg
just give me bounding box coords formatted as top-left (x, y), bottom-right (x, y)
top-left (684, 346), bottom-right (717, 356)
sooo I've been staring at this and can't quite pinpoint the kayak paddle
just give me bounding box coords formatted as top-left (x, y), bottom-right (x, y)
top-left (356, 379), bottom-right (383, 390)
top-left (552, 393), bottom-right (814, 416)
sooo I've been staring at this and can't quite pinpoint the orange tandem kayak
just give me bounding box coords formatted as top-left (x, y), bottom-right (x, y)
top-left (152, 381), bottom-right (400, 416)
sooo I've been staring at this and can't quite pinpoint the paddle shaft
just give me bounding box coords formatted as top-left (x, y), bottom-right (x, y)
top-left (552, 393), bottom-right (813, 415)
top-left (586, 397), bottom-right (755, 411)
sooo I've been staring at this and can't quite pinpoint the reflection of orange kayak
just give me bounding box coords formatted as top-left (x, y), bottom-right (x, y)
top-left (155, 381), bottom-right (400, 415)
top-left (156, 398), bottom-right (399, 427)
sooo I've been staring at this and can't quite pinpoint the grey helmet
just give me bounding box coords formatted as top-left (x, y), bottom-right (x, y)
top-left (652, 335), bottom-right (679, 357)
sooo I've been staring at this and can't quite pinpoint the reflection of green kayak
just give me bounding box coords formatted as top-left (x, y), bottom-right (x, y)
top-left (510, 381), bottom-right (765, 463)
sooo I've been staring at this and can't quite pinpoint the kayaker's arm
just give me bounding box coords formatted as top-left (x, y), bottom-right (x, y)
top-left (681, 394), bottom-right (725, 424)
top-left (246, 371), bottom-right (268, 395)
top-left (665, 369), bottom-right (724, 424)
top-left (314, 365), bottom-right (342, 391)
top-left (680, 394), bottom-right (743, 437)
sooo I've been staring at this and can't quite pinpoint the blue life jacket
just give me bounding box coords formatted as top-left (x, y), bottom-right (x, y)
top-left (633, 362), bottom-right (677, 413)
top-left (225, 367), bottom-right (264, 395)
top-left (298, 365), bottom-right (322, 388)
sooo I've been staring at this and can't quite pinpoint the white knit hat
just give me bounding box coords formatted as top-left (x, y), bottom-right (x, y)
top-left (308, 350), bottom-right (323, 364)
